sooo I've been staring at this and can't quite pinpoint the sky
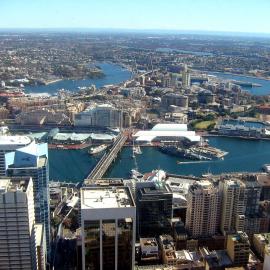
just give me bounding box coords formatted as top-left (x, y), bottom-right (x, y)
top-left (0, 0), bottom-right (270, 34)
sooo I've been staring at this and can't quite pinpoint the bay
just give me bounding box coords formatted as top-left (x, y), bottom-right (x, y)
top-left (48, 136), bottom-right (270, 182)
top-left (209, 71), bottom-right (270, 95)
top-left (24, 62), bottom-right (132, 94)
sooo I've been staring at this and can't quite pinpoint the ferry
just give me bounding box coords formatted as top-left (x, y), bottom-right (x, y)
top-left (88, 144), bottom-right (108, 155)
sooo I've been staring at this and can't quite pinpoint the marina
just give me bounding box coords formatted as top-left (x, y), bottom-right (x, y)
top-left (48, 136), bottom-right (270, 181)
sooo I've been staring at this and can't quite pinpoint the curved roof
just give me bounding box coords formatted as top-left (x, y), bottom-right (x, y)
top-left (152, 123), bottom-right (188, 131)
top-left (134, 130), bottom-right (200, 142)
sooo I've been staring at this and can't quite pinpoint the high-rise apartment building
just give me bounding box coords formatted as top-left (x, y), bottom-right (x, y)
top-left (5, 141), bottom-right (50, 251)
top-left (220, 177), bottom-right (265, 235)
top-left (81, 186), bottom-right (136, 270)
top-left (186, 180), bottom-right (220, 238)
top-left (181, 64), bottom-right (191, 88)
top-left (227, 231), bottom-right (250, 267)
top-left (136, 181), bottom-right (173, 238)
top-left (220, 179), bottom-right (246, 235)
top-left (0, 135), bottom-right (32, 176)
top-left (0, 177), bottom-right (37, 269)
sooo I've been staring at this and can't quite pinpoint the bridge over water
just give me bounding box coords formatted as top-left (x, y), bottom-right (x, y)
top-left (85, 133), bottom-right (128, 182)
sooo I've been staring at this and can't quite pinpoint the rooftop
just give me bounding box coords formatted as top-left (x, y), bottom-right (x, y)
top-left (257, 174), bottom-right (270, 187)
top-left (140, 238), bottom-right (158, 247)
top-left (0, 135), bottom-right (31, 146)
top-left (0, 177), bottom-right (30, 194)
top-left (151, 123), bottom-right (188, 131)
top-left (81, 186), bottom-right (134, 209)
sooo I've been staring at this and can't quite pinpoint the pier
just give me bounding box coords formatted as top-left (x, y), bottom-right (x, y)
top-left (85, 133), bottom-right (128, 181)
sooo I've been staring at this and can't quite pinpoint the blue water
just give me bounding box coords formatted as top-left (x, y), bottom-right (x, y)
top-left (209, 71), bottom-right (270, 95)
top-left (48, 147), bottom-right (101, 182)
top-left (106, 137), bottom-right (270, 178)
top-left (24, 63), bottom-right (132, 94)
top-left (48, 136), bottom-right (270, 181)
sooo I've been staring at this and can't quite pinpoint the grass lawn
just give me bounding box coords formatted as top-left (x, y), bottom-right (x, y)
top-left (194, 120), bottom-right (216, 130)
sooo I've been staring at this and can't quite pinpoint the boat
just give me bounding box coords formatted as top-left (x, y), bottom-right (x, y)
top-left (130, 169), bottom-right (143, 181)
top-left (263, 164), bottom-right (270, 173)
top-left (88, 144), bottom-right (108, 155)
top-left (134, 145), bottom-right (142, 155)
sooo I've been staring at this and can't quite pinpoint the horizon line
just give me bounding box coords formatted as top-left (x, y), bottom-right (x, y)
top-left (0, 27), bottom-right (270, 37)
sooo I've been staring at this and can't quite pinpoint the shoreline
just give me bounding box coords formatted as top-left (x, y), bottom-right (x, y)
top-left (206, 70), bottom-right (270, 82)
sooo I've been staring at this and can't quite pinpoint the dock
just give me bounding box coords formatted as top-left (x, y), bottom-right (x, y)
top-left (85, 133), bottom-right (128, 181)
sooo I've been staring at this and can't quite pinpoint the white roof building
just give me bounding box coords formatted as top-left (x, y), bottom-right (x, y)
top-left (133, 124), bottom-right (200, 143)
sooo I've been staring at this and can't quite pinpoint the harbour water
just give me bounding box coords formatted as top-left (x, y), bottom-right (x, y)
top-left (209, 71), bottom-right (270, 95)
top-left (24, 62), bottom-right (132, 94)
top-left (49, 136), bottom-right (270, 182)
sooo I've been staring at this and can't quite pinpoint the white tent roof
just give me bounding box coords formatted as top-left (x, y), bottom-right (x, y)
top-left (134, 130), bottom-right (200, 142)
top-left (151, 123), bottom-right (188, 131)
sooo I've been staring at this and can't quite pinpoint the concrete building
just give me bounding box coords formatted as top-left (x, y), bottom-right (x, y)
top-left (263, 245), bottom-right (270, 270)
top-left (35, 224), bottom-right (47, 270)
top-left (220, 179), bottom-right (246, 235)
top-left (253, 233), bottom-right (270, 259)
top-left (186, 180), bottom-right (220, 238)
top-left (0, 177), bottom-right (37, 269)
top-left (5, 141), bottom-right (50, 252)
top-left (198, 90), bottom-right (215, 104)
top-left (161, 93), bottom-right (189, 109)
top-left (227, 232), bottom-right (250, 267)
top-left (220, 177), bottom-right (266, 236)
top-left (81, 186), bottom-right (136, 270)
top-left (159, 235), bottom-right (204, 269)
top-left (0, 135), bottom-right (32, 176)
top-left (75, 104), bottom-right (122, 128)
top-left (140, 238), bottom-right (159, 263)
top-left (181, 64), bottom-right (191, 88)
top-left (136, 181), bottom-right (173, 238)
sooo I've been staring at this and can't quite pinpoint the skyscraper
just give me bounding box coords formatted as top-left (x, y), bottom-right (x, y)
top-left (136, 181), bottom-right (173, 238)
top-left (186, 180), bottom-right (220, 238)
top-left (181, 64), bottom-right (191, 88)
top-left (81, 186), bottom-right (136, 270)
top-left (5, 141), bottom-right (50, 252)
top-left (220, 177), bottom-right (265, 235)
top-left (220, 179), bottom-right (246, 235)
top-left (0, 135), bottom-right (32, 176)
top-left (0, 177), bottom-right (37, 269)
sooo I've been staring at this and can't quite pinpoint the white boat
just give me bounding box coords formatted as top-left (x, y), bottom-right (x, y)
top-left (263, 164), bottom-right (270, 173)
top-left (88, 144), bottom-right (107, 155)
top-left (133, 145), bottom-right (142, 155)
top-left (130, 169), bottom-right (143, 180)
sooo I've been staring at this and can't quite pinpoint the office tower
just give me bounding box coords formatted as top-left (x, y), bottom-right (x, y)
top-left (75, 103), bottom-right (123, 128)
top-left (220, 179), bottom-right (246, 235)
top-left (136, 181), bottom-right (173, 238)
top-left (0, 135), bottom-right (32, 176)
top-left (0, 177), bottom-right (36, 269)
top-left (5, 141), bottom-right (50, 251)
top-left (186, 180), bottom-right (220, 238)
top-left (181, 64), bottom-right (191, 88)
top-left (227, 232), bottom-right (250, 267)
top-left (81, 186), bottom-right (136, 270)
